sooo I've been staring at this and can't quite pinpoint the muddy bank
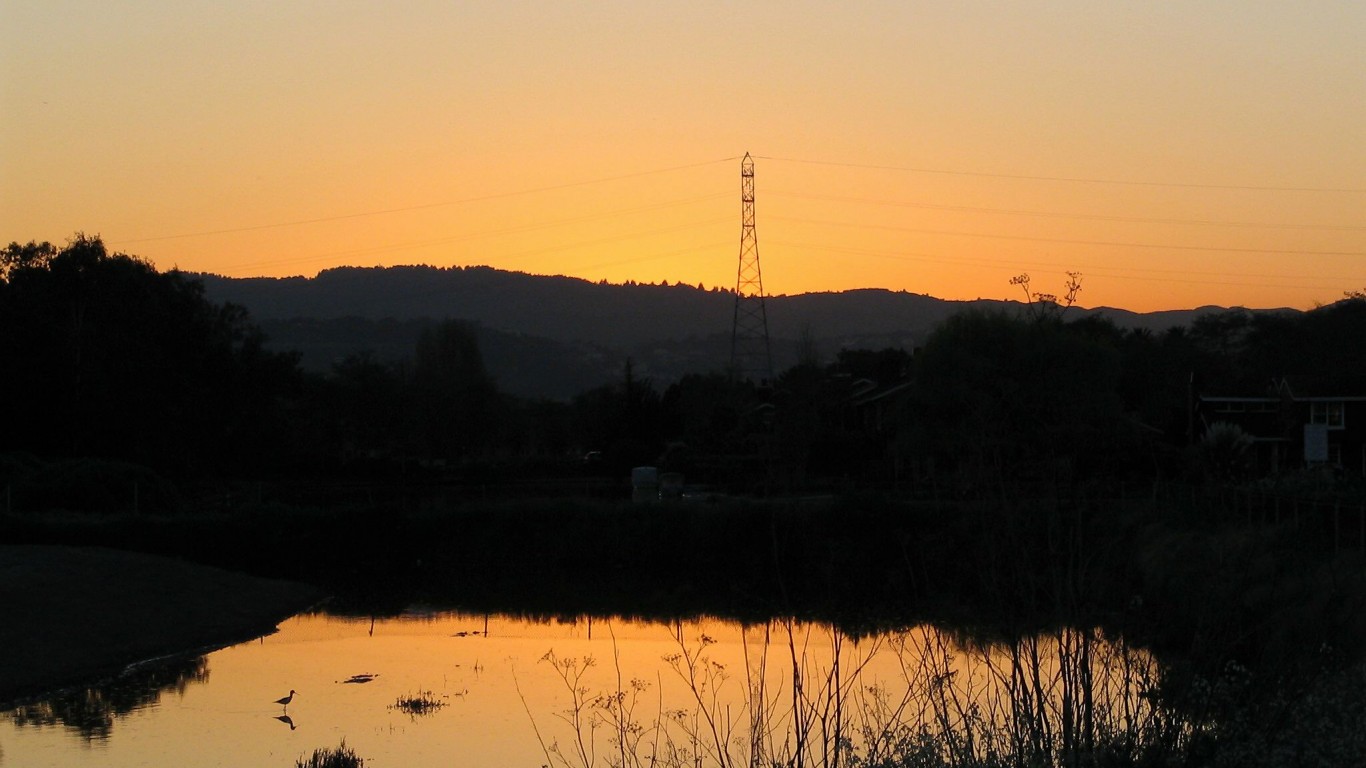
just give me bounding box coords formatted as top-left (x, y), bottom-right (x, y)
top-left (0, 545), bottom-right (322, 706)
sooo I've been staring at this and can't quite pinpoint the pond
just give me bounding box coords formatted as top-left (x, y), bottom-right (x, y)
top-left (1, 609), bottom-right (1189, 768)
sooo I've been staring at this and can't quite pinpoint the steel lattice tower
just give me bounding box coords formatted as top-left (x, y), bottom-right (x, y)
top-left (730, 153), bottom-right (773, 385)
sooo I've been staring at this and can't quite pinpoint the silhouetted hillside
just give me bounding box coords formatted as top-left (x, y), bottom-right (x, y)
top-left (258, 316), bottom-right (619, 401)
top-left (198, 266), bottom-right (735, 347)
top-left (197, 266), bottom-right (1241, 399)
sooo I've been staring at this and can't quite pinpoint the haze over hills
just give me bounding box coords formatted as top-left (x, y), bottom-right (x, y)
top-left (197, 265), bottom-right (1246, 400)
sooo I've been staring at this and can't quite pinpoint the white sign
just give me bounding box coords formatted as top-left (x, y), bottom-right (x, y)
top-left (1304, 423), bottom-right (1330, 463)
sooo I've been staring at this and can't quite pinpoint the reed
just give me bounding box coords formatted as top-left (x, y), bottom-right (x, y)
top-left (294, 739), bottom-right (365, 768)
top-left (390, 690), bottom-right (446, 718)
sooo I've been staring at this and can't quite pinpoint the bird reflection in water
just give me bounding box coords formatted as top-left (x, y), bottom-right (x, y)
top-left (274, 714), bottom-right (296, 730)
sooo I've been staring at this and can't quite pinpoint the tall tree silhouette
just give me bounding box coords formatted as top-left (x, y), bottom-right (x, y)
top-left (323, 352), bottom-right (408, 465)
top-left (409, 320), bottom-right (502, 462)
top-left (573, 359), bottom-right (665, 472)
top-left (907, 310), bottom-right (1126, 489)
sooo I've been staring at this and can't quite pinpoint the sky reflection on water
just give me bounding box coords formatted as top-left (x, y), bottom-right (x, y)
top-left (1, 610), bottom-right (1159, 768)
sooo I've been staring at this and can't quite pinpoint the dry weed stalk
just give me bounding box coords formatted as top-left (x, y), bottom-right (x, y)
top-left (521, 622), bottom-right (1172, 768)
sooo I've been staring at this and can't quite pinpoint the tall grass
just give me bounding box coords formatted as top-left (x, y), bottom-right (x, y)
top-left (523, 620), bottom-right (1366, 768)
top-left (523, 623), bottom-right (1172, 768)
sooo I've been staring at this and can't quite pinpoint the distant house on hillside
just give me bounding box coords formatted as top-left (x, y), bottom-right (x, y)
top-left (847, 378), bottom-right (915, 436)
top-left (1195, 378), bottom-right (1366, 475)
top-left (812, 375), bottom-right (916, 483)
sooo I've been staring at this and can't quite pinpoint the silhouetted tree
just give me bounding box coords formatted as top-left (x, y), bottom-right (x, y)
top-left (324, 353), bottom-right (408, 464)
top-left (832, 347), bottom-right (913, 383)
top-left (572, 359), bottom-right (665, 473)
top-left (0, 234), bottom-right (300, 475)
top-left (656, 371), bottom-right (766, 488)
top-left (660, 372), bottom-right (745, 449)
top-left (906, 310), bottom-right (1126, 490)
top-left (1182, 300), bottom-right (1366, 396)
top-left (1115, 324), bottom-right (1206, 445)
top-left (409, 320), bottom-right (502, 462)
top-left (1245, 298), bottom-right (1366, 392)
top-left (501, 397), bottom-right (575, 460)
top-left (0, 240), bottom-right (57, 279)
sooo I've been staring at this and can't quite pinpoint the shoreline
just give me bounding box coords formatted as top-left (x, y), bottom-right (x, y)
top-left (0, 545), bottom-right (323, 707)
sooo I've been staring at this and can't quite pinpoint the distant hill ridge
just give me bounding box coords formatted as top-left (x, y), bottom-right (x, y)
top-left (195, 265), bottom-right (1249, 399)
top-left (197, 265), bottom-right (1233, 343)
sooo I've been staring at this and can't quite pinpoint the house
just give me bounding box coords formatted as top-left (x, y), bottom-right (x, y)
top-left (1195, 378), bottom-right (1366, 475)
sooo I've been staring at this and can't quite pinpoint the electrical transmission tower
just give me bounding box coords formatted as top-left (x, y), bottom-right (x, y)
top-left (730, 152), bottom-right (773, 385)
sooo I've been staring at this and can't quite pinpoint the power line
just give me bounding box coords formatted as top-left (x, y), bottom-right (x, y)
top-left (216, 193), bottom-right (726, 273)
top-left (219, 215), bottom-right (731, 276)
top-left (756, 155), bottom-right (1366, 194)
top-left (571, 240), bottom-right (732, 275)
top-left (768, 190), bottom-right (1366, 232)
top-left (481, 216), bottom-right (731, 264)
top-left (768, 215), bottom-right (1366, 258)
top-left (112, 153), bottom-right (1364, 264)
top-left (113, 157), bottom-right (739, 245)
top-left (109, 151), bottom-right (1360, 305)
top-left (770, 240), bottom-right (1356, 293)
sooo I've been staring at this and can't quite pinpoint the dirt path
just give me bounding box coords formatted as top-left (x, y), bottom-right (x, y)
top-left (0, 545), bottom-right (322, 706)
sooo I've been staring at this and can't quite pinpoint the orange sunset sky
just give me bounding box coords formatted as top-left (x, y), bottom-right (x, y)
top-left (3, 2), bottom-right (1363, 313)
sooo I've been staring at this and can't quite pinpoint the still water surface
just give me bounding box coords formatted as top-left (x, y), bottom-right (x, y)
top-left (2, 610), bottom-right (1159, 767)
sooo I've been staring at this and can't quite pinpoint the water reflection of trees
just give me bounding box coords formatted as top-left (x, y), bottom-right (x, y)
top-left (532, 622), bottom-right (1363, 768)
top-left (880, 628), bottom-right (1177, 767)
top-left (785, 626), bottom-right (1179, 768)
top-left (7, 656), bottom-right (209, 741)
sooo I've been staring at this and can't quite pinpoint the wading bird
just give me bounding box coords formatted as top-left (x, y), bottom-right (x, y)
top-left (275, 689), bottom-right (297, 710)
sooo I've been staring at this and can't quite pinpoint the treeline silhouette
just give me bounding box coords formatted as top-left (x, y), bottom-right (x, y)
top-left (3, 235), bottom-right (1365, 509)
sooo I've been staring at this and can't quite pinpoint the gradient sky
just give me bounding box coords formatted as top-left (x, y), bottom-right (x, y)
top-left (4, 1), bottom-right (1363, 312)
